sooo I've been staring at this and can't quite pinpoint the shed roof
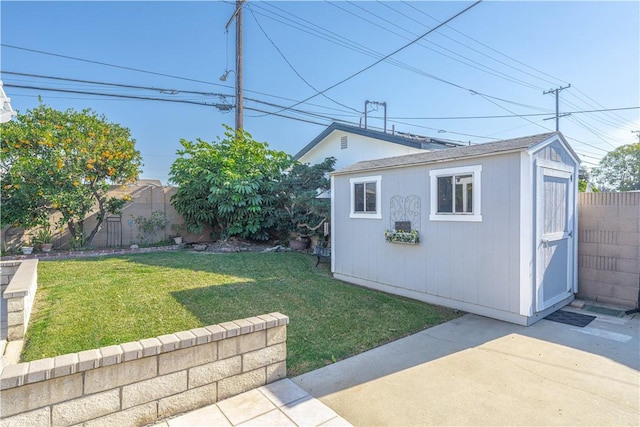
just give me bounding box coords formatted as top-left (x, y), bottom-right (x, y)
top-left (332, 132), bottom-right (564, 175)
top-left (294, 122), bottom-right (461, 160)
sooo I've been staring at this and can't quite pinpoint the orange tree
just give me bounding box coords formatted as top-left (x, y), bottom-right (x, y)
top-left (1, 104), bottom-right (141, 247)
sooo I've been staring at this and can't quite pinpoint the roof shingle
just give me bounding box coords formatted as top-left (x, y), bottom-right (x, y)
top-left (332, 132), bottom-right (561, 175)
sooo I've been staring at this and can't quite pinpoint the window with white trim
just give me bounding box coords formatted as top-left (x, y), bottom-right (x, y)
top-left (429, 165), bottom-right (482, 222)
top-left (350, 175), bottom-right (382, 219)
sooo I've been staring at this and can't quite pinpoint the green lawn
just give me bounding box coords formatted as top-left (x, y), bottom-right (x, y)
top-left (22, 251), bottom-right (460, 376)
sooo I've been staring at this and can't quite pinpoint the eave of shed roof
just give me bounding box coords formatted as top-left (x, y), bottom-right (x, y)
top-left (332, 132), bottom-right (563, 175)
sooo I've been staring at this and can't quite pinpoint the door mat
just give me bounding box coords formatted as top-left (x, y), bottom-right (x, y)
top-left (583, 305), bottom-right (625, 317)
top-left (545, 310), bottom-right (596, 327)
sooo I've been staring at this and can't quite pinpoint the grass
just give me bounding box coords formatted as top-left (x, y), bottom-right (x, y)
top-left (21, 251), bottom-right (461, 376)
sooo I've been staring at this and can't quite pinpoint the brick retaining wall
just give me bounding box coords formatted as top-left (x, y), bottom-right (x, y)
top-left (1, 259), bottom-right (38, 341)
top-left (578, 192), bottom-right (640, 308)
top-left (0, 313), bottom-right (288, 426)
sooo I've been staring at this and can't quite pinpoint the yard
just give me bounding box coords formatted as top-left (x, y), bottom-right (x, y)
top-left (21, 251), bottom-right (460, 376)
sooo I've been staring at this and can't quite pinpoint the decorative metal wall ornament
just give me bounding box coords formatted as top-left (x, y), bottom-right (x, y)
top-left (390, 195), bottom-right (421, 232)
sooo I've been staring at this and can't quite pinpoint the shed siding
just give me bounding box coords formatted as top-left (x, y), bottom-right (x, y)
top-left (533, 140), bottom-right (576, 167)
top-left (333, 152), bottom-right (523, 315)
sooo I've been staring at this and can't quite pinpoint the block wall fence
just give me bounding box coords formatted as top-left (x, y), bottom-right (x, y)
top-left (577, 192), bottom-right (640, 308)
top-left (0, 313), bottom-right (288, 426)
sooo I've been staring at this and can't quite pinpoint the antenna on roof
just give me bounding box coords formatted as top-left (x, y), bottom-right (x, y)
top-left (364, 100), bottom-right (387, 133)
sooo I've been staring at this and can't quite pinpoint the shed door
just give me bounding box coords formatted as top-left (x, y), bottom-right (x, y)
top-left (536, 161), bottom-right (574, 312)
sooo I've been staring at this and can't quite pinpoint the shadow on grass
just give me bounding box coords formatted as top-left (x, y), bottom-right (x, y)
top-left (34, 251), bottom-right (460, 375)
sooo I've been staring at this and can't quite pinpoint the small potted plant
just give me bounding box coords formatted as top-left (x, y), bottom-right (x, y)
top-left (170, 223), bottom-right (185, 244)
top-left (21, 243), bottom-right (34, 255)
top-left (33, 227), bottom-right (54, 252)
top-left (288, 234), bottom-right (309, 251)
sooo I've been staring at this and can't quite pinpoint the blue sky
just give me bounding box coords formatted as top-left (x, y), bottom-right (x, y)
top-left (2, 1), bottom-right (638, 184)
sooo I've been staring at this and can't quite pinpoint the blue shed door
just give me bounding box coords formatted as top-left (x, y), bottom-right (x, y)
top-left (535, 161), bottom-right (574, 311)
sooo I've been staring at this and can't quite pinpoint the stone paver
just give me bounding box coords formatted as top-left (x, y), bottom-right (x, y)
top-left (151, 379), bottom-right (351, 427)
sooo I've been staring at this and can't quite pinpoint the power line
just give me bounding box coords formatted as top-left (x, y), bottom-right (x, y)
top-left (379, 106), bottom-right (638, 120)
top-left (339, 1), bottom-right (545, 91)
top-left (2, 71), bottom-right (232, 98)
top-left (2, 83), bottom-right (333, 127)
top-left (246, 4), bottom-right (360, 114)
top-left (252, 2), bottom-right (550, 114)
top-left (379, 1), bottom-right (561, 90)
top-left (255, 0), bottom-right (483, 118)
top-left (0, 43), bottom-right (355, 116)
top-left (7, 73), bottom-right (637, 142)
top-left (1, 71), bottom-right (363, 121)
top-left (400, 1), bottom-right (568, 88)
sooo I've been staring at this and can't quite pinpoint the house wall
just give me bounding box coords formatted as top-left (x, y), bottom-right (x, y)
top-left (332, 152), bottom-right (527, 323)
top-left (298, 130), bottom-right (425, 170)
top-left (577, 192), bottom-right (640, 308)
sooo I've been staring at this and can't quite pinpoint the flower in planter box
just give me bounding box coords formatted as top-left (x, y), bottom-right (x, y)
top-left (384, 229), bottom-right (419, 244)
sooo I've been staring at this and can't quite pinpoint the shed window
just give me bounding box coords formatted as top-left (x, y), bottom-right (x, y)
top-left (430, 166), bottom-right (482, 222)
top-left (350, 175), bottom-right (382, 219)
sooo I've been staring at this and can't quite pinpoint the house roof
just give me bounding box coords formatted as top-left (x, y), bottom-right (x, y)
top-left (294, 122), bottom-right (461, 160)
top-left (332, 132), bottom-right (568, 175)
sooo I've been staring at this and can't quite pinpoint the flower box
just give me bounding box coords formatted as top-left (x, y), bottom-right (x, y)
top-left (384, 229), bottom-right (419, 244)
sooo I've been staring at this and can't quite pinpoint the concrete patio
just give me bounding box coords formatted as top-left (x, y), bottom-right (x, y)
top-left (152, 303), bottom-right (638, 426)
top-left (293, 307), bottom-right (639, 426)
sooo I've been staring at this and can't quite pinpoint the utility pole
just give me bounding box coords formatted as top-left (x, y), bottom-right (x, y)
top-left (632, 130), bottom-right (640, 143)
top-left (543, 84), bottom-right (571, 131)
top-left (226, 0), bottom-right (244, 131)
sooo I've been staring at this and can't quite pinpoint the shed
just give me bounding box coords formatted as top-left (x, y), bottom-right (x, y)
top-left (330, 132), bottom-right (579, 325)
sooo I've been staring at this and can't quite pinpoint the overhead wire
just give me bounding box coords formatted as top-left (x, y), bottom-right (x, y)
top-left (251, 1), bottom-right (485, 118)
top-left (1, 71), bottom-right (363, 120)
top-left (0, 43), bottom-right (358, 116)
top-left (252, 2), bottom-right (550, 113)
top-left (400, 1), bottom-right (568, 88)
top-left (339, 0), bottom-right (545, 91)
top-left (378, 1), bottom-right (562, 89)
top-left (5, 80), bottom-right (612, 166)
top-left (2, 83), bottom-right (333, 127)
top-left (8, 70), bottom-right (635, 122)
top-left (3, 4), bottom-right (629, 159)
top-left (245, 4), bottom-right (361, 115)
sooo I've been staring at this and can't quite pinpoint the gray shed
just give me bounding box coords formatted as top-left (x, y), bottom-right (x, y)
top-left (330, 132), bottom-right (580, 325)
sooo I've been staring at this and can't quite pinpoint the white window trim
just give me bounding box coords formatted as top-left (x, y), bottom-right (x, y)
top-left (350, 175), bottom-right (382, 219)
top-left (429, 165), bottom-right (482, 222)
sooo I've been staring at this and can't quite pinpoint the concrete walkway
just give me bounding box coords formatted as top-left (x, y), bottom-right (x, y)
top-left (151, 379), bottom-right (352, 427)
top-left (293, 309), bottom-right (640, 426)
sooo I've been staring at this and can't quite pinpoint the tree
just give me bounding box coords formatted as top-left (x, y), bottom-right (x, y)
top-left (274, 157), bottom-right (335, 239)
top-left (169, 126), bottom-right (293, 241)
top-left (1, 104), bottom-right (141, 246)
top-left (592, 143), bottom-right (640, 191)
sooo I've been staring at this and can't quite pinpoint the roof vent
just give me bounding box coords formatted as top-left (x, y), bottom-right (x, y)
top-left (341, 135), bottom-right (348, 149)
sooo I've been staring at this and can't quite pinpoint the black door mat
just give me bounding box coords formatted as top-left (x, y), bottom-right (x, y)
top-left (545, 310), bottom-right (596, 327)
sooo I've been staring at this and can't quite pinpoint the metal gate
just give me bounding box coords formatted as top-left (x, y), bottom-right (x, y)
top-left (106, 216), bottom-right (123, 248)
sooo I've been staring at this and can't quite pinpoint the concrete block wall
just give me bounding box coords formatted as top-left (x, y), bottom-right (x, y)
top-left (578, 192), bottom-right (640, 308)
top-left (0, 313), bottom-right (288, 426)
top-left (1, 259), bottom-right (38, 341)
top-left (1, 262), bottom-right (21, 341)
